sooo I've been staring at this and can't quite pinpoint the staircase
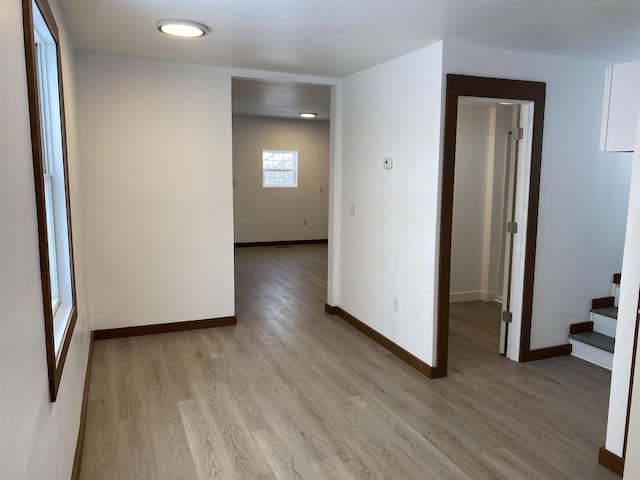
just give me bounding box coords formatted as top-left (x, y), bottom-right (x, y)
top-left (569, 273), bottom-right (620, 370)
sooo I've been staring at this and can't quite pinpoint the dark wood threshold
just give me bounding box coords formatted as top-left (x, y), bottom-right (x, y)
top-left (599, 446), bottom-right (624, 477)
top-left (520, 344), bottom-right (572, 362)
top-left (94, 316), bottom-right (237, 340)
top-left (235, 239), bottom-right (328, 248)
top-left (592, 296), bottom-right (615, 309)
top-left (324, 304), bottom-right (440, 378)
top-left (71, 332), bottom-right (94, 480)
top-left (570, 321), bottom-right (594, 334)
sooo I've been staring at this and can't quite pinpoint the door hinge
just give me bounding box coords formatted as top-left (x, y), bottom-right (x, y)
top-left (507, 221), bottom-right (518, 234)
top-left (510, 127), bottom-right (524, 141)
top-left (502, 311), bottom-right (513, 323)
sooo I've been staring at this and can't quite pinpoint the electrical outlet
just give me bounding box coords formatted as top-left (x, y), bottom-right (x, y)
top-left (393, 296), bottom-right (400, 313)
top-left (350, 204), bottom-right (356, 217)
top-left (319, 185), bottom-right (324, 192)
top-left (233, 180), bottom-right (238, 187)
top-left (303, 219), bottom-right (308, 226)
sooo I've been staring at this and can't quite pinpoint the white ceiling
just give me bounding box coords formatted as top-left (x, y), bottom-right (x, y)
top-left (60, 0), bottom-right (640, 80)
top-left (232, 79), bottom-right (331, 120)
top-left (59, 0), bottom-right (640, 120)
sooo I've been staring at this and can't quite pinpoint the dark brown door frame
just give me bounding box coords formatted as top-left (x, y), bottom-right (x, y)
top-left (434, 74), bottom-right (568, 378)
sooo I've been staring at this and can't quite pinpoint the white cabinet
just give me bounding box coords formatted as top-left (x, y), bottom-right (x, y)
top-left (600, 60), bottom-right (640, 152)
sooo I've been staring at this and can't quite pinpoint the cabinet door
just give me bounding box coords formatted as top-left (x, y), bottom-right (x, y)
top-left (601, 60), bottom-right (640, 152)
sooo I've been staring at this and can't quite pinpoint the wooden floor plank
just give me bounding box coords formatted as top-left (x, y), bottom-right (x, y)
top-left (80, 244), bottom-right (619, 479)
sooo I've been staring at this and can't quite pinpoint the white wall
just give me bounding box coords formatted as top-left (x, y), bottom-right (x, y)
top-left (445, 43), bottom-right (634, 455)
top-left (621, 111), bottom-right (640, 477)
top-left (76, 52), bottom-right (235, 330)
top-left (451, 105), bottom-right (492, 300)
top-left (338, 42), bottom-right (444, 364)
top-left (610, 103), bottom-right (640, 461)
top-left (232, 115), bottom-right (330, 243)
top-left (443, 42), bottom-right (633, 350)
top-left (0, 0), bottom-right (91, 478)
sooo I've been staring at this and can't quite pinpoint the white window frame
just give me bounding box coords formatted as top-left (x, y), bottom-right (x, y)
top-left (262, 149), bottom-right (299, 188)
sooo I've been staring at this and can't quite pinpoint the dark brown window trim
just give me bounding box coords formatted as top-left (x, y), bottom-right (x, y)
top-left (22, 0), bottom-right (78, 402)
top-left (436, 74), bottom-right (548, 377)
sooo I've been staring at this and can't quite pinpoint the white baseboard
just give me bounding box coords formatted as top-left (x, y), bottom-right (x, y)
top-left (480, 291), bottom-right (497, 302)
top-left (450, 291), bottom-right (497, 303)
top-left (450, 291), bottom-right (481, 303)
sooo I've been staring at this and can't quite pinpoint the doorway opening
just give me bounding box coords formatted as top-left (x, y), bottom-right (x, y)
top-left (435, 74), bottom-right (549, 378)
top-left (230, 77), bottom-right (334, 320)
top-left (449, 98), bottom-right (523, 371)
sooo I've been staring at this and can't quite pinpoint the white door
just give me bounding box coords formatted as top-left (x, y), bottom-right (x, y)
top-left (500, 105), bottom-right (522, 354)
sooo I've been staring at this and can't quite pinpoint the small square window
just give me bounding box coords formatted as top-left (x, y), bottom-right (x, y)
top-left (263, 150), bottom-right (298, 187)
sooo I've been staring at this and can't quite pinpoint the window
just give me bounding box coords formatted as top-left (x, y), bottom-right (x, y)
top-left (263, 150), bottom-right (298, 187)
top-left (23, 0), bottom-right (77, 401)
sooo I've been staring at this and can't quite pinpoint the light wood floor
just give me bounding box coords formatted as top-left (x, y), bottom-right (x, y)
top-left (80, 244), bottom-right (618, 479)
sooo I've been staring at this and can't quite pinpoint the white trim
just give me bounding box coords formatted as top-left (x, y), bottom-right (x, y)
top-left (327, 82), bottom-right (342, 307)
top-left (450, 291), bottom-right (482, 303)
top-left (450, 290), bottom-right (498, 303)
top-left (570, 338), bottom-right (613, 370)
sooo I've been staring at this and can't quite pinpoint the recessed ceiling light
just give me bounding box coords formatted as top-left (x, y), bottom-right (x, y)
top-left (500, 102), bottom-right (516, 105)
top-left (156, 19), bottom-right (209, 38)
top-left (299, 112), bottom-right (317, 119)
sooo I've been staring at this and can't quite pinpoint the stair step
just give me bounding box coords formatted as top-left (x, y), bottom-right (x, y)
top-left (570, 335), bottom-right (614, 370)
top-left (569, 321), bottom-right (593, 334)
top-left (592, 296), bottom-right (615, 309)
top-left (592, 306), bottom-right (618, 319)
top-left (569, 331), bottom-right (615, 353)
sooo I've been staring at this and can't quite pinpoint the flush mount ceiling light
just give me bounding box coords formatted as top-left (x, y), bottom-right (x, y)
top-left (156, 19), bottom-right (209, 38)
top-left (299, 112), bottom-right (317, 119)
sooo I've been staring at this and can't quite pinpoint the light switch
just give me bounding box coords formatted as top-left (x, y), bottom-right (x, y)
top-left (383, 157), bottom-right (393, 169)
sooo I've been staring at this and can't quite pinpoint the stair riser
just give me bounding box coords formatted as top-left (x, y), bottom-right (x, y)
top-left (592, 312), bottom-right (617, 338)
top-left (570, 339), bottom-right (613, 370)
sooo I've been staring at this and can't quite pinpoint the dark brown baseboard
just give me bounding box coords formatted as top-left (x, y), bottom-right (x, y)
top-left (570, 321), bottom-right (594, 334)
top-left (599, 446), bottom-right (624, 476)
top-left (324, 303), bottom-right (337, 314)
top-left (324, 304), bottom-right (438, 378)
top-left (71, 332), bottom-right (95, 480)
top-left (235, 239), bottom-right (328, 248)
top-left (94, 316), bottom-right (237, 340)
top-left (520, 343), bottom-right (572, 362)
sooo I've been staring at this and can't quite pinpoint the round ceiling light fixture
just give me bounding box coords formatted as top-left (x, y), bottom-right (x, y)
top-left (299, 112), bottom-right (317, 119)
top-left (156, 19), bottom-right (209, 38)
